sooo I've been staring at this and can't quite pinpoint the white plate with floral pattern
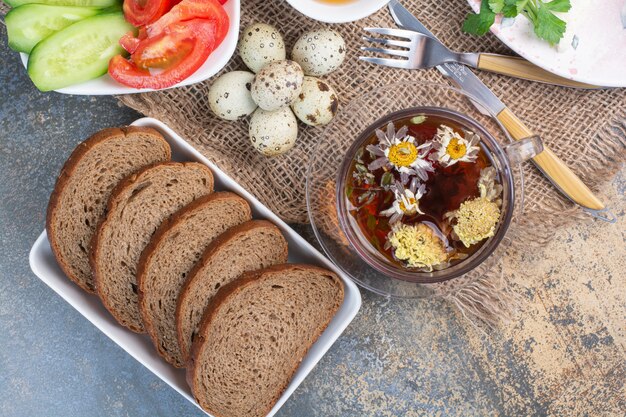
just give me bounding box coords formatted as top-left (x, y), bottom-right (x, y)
top-left (467, 0), bottom-right (626, 87)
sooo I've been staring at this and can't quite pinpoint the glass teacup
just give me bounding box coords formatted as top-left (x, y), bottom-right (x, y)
top-left (306, 81), bottom-right (542, 297)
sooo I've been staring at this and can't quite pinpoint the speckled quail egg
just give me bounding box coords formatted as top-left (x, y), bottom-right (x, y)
top-left (238, 23), bottom-right (286, 73)
top-left (251, 60), bottom-right (304, 111)
top-left (291, 76), bottom-right (339, 126)
top-left (208, 71), bottom-right (257, 121)
top-left (291, 29), bottom-right (346, 76)
top-left (249, 107), bottom-right (298, 156)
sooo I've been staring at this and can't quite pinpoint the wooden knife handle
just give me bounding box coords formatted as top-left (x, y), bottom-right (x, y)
top-left (478, 54), bottom-right (599, 89)
top-left (496, 107), bottom-right (605, 210)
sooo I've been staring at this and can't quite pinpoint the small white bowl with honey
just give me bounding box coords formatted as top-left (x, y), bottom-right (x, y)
top-left (285, 0), bottom-right (389, 23)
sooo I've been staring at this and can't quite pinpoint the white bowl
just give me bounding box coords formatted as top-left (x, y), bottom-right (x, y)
top-left (284, 0), bottom-right (388, 23)
top-left (19, 0), bottom-right (240, 95)
top-left (29, 117), bottom-right (361, 417)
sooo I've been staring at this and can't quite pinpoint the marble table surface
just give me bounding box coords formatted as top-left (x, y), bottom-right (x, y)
top-left (1, 22), bottom-right (625, 417)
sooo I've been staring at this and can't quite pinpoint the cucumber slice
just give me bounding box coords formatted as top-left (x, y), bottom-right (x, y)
top-left (6, 5), bottom-right (104, 53)
top-left (27, 12), bottom-right (134, 92)
top-left (4, 0), bottom-right (119, 7)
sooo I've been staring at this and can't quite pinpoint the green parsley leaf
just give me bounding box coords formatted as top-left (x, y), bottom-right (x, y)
top-left (532, 1), bottom-right (567, 44)
top-left (488, 0), bottom-right (504, 13)
top-left (463, 0), bottom-right (569, 44)
top-left (502, 0), bottom-right (527, 17)
top-left (462, 0), bottom-right (496, 35)
top-left (543, 0), bottom-right (571, 12)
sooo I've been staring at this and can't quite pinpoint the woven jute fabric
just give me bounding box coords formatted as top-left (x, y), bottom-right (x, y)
top-left (4, 0), bottom-right (622, 324)
top-left (117, 0), bottom-right (626, 325)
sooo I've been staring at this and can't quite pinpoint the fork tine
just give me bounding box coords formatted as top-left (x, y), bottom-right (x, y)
top-left (363, 27), bottom-right (415, 41)
top-left (360, 46), bottom-right (410, 58)
top-left (361, 36), bottom-right (411, 48)
top-left (359, 56), bottom-right (411, 70)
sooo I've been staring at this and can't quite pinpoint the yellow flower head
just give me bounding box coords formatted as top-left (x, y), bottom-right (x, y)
top-left (388, 223), bottom-right (448, 271)
top-left (434, 125), bottom-right (480, 167)
top-left (445, 138), bottom-right (467, 160)
top-left (387, 141), bottom-right (418, 168)
top-left (444, 166), bottom-right (503, 247)
top-left (451, 198), bottom-right (500, 247)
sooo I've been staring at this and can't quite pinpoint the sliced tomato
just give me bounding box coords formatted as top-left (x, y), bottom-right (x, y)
top-left (145, 0), bottom-right (228, 41)
top-left (119, 31), bottom-right (141, 54)
top-left (131, 25), bottom-right (197, 69)
top-left (123, 0), bottom-right (180, 27)
top-left (109, 19), bottom-right (217, 89)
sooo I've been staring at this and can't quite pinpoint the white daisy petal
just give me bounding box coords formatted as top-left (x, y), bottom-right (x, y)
top-left (375, 129), bottom-right (387, 143)
top-left (396, 125), bottom-right (408, 139)
top-left (386, 122), bottom-right (395, 141)
top-left (368, 157), bottom-right (389, 171)
top-left (366, 144), bottom-right (385, 156)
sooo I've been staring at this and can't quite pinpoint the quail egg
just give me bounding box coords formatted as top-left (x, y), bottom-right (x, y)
top-left (291, 76), bottom-right (339, 126)
top-left (208, 71), bottom-right (257, 121)
top-left (251, 60), bottom-right (304, 111)
top-left (249, 107), bottom-right (298, 156)
top-left (292, 29), bottom-right (346, 76)
top-left (238, 23), bottom-right (286, 73)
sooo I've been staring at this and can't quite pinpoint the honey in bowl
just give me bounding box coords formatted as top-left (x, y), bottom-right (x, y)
top-left (343, 112), bottom-right (503, 273)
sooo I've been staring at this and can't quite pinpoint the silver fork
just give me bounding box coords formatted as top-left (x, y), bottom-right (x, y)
top-left (360, 27), bottom-right (479, 70)
top-left (359, 27), bottom-right (598, 89)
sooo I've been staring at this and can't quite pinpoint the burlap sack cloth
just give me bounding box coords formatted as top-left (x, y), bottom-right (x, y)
top-left (117, 0), bottom-right (625, 326)
top-left (4, 0), bottom-right (622, 325)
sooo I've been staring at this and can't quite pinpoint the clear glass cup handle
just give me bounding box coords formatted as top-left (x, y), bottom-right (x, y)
top-left (503, 135), bottom-right (544, 165)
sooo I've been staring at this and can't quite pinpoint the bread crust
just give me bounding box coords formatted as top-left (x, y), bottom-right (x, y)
top-left (137, 191), bottom-right (252, 367)
top-left (175, 219), bottom-right (288, 360)
top-left (91, 161), bottom-right (214, 333)
top-left (186, 263), bottom-right (344, 417)
top-left (46, 126), bottom-right (171, 293)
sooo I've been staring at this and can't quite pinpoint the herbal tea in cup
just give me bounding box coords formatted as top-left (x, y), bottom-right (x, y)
top-left (338, 108), bottom-right (512, 279)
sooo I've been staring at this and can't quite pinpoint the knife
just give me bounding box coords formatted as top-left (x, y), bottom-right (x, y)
top-left (387, 0), bottom-right (614, 221)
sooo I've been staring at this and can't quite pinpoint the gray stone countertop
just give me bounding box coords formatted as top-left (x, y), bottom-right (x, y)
top-left (1, 22), bottom-right (625, 417)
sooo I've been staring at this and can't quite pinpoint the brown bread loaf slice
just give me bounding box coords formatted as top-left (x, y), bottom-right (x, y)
top-left (176, 220), bottom-right (288, 361)
top-left (92, 162), bottom-right (214, 332)
top-left (138, 192), bottom-right (252, 367)
top-left (187, 264), bottom-right (345, 417)
top-left (46, 127), bottom-right (171, 293)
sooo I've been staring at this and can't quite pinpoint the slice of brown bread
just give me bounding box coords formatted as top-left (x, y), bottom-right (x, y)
top-left (176, 220), bottom-right (288, 361)
top-left (187, 264), bottom-right (345, 417)
top-left (92, 162), bottom-right (214, 333)
top-left (46, 127), bottom-right (171, 293)
top-left (138, 192), bottom-right (252, 367)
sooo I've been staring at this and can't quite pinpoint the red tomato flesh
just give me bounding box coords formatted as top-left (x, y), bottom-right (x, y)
top-left (119, 31), bottom-right (141, 54)
top-left (123, 0), bottom-right (178, 27)
top-left (109, 19), bottom-right (217, 89)
top-left (145, 0), bottom-right (228, 41)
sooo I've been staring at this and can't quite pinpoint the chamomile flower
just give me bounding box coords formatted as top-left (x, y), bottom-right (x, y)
top-left (432, 125), bottom-right (480, 167)
top-left (380, 179), bottom-right (426, 224)
top-left (366, 122), bottom-right (434, 183)
top-left (387, 222), bottom-right (448, 271)
top-left (444, 167), bottom-right (502, 247)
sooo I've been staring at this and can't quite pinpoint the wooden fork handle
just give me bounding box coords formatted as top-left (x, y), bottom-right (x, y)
top-left (496, 107), bottom-right (605, 211)
top-left (478, 54), bottom-right (599, 89)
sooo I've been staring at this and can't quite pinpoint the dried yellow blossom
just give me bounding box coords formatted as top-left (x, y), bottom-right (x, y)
top-left (387, 141), bottom-right (419, 167)
top-left (444, 166), bottom-right (503, 247)
top-left (388, 223), bottom-right (448, 271)
top-left (451, 198), bottom-right (500, 247)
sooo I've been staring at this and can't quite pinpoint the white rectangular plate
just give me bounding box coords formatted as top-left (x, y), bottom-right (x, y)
top-left (29, 117), bottom-right (361, 416)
